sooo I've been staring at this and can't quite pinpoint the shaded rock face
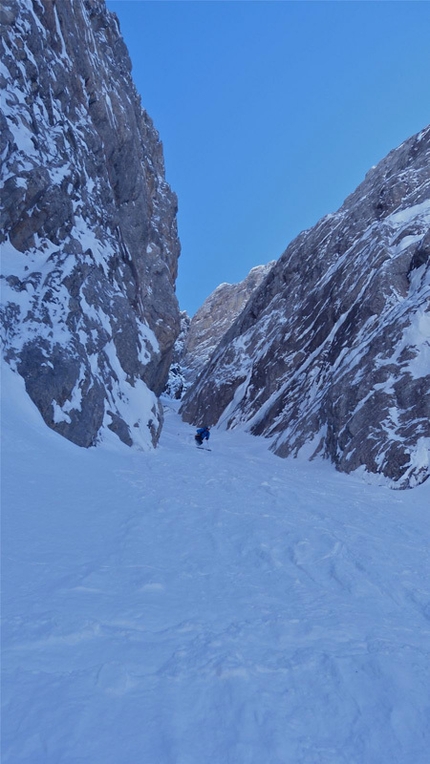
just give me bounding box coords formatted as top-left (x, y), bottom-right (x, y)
top-left (181, 126), bottom-right (430, 488)
top-left (163, 264), bottom-right (274, 401)
top-left (0, 0), bottom-right (180, 448)
top-left (164, 310), bottom-right (191, 400)
top-left (182, 264), bottom-right (275, 383)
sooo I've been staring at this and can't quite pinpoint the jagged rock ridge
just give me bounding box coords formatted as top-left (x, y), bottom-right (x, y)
top-left (181, 126), bottom-right (430, 488)
top-left (0, 0), bottom-right (180, 448)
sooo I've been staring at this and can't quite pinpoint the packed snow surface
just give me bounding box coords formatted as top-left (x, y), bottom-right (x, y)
top-left (2, 365), bottom-right (430, 764)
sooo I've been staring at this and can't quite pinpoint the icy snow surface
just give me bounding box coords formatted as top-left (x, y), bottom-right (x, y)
top-left (2, 364), bottom-right (430, 764)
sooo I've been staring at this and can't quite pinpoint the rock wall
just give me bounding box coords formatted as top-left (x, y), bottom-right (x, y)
top-left (181, 264), bottom-right (274, 383)
top-left (0, 0), bottom-right (180, 448)
top-left (164, 310), bottom-right (191, 400)
top-left (181, 127), bottom-right (430, 488)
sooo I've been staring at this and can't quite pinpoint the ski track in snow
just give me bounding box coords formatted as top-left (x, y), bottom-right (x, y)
top-left (2, 372), bottom-right (430, 764)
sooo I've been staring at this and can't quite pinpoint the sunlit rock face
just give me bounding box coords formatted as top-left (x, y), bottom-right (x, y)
top-left (181, 126), bottom-right (430, 488)
top-left (0, 0), bottom-right (180, 448)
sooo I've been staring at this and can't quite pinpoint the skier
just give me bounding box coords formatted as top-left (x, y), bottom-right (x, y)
top-left (195, 426), bottom-right (210, 447)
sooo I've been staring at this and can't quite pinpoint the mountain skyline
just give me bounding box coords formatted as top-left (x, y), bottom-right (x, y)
top-left (2, 4), bottom-right (430, 756)
top-left (106, 0), bottom-right (430, 315)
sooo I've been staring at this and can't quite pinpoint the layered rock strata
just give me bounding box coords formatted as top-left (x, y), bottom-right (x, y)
top-left (1, 0), bottom-right (180, 448)
top-left (181, 127), bottom-right (430, 488)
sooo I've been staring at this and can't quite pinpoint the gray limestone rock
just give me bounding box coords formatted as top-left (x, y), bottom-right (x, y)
top-left (164, 311), bottom-right (191, 399)
top-left (164, 264), bottom-right (274, 400)
top-left (181, 126), bottom-right (430, 488)
top-left (181, 264), bottom-right (275, 384)
top-left (1, 0), bottom-right (180, 449)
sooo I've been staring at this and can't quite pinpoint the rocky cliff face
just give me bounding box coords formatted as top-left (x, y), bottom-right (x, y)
top-left (0, 0), bottom-right (180, 448)
top-left (181, 127), bottom-right (430, 488)
top-left (181, 264), bottom-right (274, 383)
top-left (164, 264), bottom-right (274, 400)
top-left (163, 310), bottom-right (191, 400)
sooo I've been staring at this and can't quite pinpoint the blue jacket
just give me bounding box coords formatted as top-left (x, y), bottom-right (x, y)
top-left (196, 427), bottom-right (210, 440)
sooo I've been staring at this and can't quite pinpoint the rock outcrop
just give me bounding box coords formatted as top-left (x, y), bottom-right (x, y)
top-left (181, 264), bottom-right (274, 383)
top-left (164, 264), bottom-right (274, 400)
top-left (0, 0), bottom-right (180, 448)
top-left (164, 310), bottom-right (191, 400)
top-left (181, 127), bottom-right (430, 488)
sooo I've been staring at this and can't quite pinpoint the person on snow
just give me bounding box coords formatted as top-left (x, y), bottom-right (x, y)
top-left (195, 426), bottom-right (210, 446)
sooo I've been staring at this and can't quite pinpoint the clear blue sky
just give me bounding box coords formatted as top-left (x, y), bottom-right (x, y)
top-left (106, 0), bottom-right (430, 316)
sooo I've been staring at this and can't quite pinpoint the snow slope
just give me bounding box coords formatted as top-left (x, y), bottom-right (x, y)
top-left (2, 364), bottom-right (430, 764)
